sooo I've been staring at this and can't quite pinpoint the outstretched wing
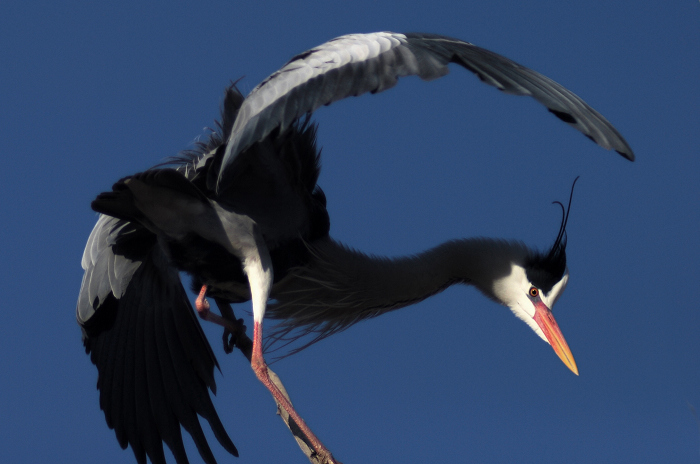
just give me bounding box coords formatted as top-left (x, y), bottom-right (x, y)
top-left (220, 31), bottom-right (633, 177)
top-left (77, 215), bottom-right (237, 464)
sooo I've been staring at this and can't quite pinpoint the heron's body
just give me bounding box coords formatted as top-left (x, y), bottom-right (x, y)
top-left (77, 32), bottom-right (633, 464)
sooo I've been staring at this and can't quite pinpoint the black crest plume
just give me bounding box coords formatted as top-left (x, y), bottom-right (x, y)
top-left (526, 177), bottom-right (580, 293)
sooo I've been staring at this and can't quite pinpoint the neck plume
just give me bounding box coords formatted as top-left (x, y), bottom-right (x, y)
top-left (266, 237), bottom-right (530, 353)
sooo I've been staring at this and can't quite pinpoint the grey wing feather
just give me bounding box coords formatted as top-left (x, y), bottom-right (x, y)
top-left (78, 215), bottom-right (141, 323)
top-left (77, 216), bottom-right (237, 464)
top-left (405, 33), bottom-right (633, 158)
top-left (220, 31), bottom-right (633, 177)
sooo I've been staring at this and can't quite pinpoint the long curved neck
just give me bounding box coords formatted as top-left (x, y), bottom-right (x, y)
top-left (267, 237), bottom-right (529, 344)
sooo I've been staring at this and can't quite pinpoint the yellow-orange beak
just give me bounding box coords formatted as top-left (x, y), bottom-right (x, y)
top-left (533, 302), bottom-right (578, 375)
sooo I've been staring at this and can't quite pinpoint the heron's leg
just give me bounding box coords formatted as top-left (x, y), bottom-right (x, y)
top-left (195, 285), bottom-right (242, 333)
top-left (251, 321), bottom-right (337, 463)
top-left (243, 237), bottom-right (338, 464)
top-left (195, 287), bottom-right (248, 353)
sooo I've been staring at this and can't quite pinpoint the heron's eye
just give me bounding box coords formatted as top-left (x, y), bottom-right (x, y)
top-left (529, 287), bottom-right (539, 298)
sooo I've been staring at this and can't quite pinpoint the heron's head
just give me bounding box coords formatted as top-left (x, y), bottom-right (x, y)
top-left (492, 248), bottom-right (577, 375)
top-left (489, 184), bottom-right (579, 375)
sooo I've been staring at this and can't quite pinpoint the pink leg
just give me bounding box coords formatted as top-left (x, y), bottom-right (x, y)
top-left (195, 285), bottom-right (240, 332)
top-left (196, 285), bottom-right (339, 464)
top-left (251, 321), bottom-right (338, 464)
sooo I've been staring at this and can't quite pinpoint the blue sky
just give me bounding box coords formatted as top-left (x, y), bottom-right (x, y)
top-left (1, 1), bottom-right (699, 463)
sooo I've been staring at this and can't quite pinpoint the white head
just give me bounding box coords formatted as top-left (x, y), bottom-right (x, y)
top-left (482, 180), bottom-right (581, 374)
top-left (492, 261), bottom-right (577, 375)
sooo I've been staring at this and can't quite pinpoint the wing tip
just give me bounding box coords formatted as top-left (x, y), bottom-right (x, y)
top-left (617, 148), bottom-right (635, 162)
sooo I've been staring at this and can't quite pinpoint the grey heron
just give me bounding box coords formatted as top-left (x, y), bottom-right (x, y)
top-left (77, 32), bottom-right (633, 464)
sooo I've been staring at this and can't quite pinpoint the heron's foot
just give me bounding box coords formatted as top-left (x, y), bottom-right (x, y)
top-left (223, 328), bottom-right (234, 354)
top-left (195, 285), bottom-right (242, 335)
top-left (223, 318), bottom-right (247, 354)
top-left (195, 285), bottom-right (211, 316)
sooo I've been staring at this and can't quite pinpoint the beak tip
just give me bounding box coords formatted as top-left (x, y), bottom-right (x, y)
top-left (565, 358), bottom-right (579, 376)
top-left (533, 302), bottom-right (579, 377)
